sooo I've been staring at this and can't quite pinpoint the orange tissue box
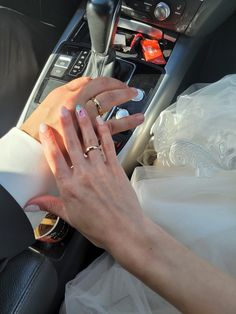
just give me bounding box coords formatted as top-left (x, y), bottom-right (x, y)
top-left (141, 39), bottom-right (166, 65)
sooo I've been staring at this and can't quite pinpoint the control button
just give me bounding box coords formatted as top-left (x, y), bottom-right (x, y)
top-left (132, 89), bottom-right (145, 102)
top-left (50, 66), bottom-right (66, 78)
top-left (74, 65), bottom-right (83, 70)
top-left (135, 11), bottom-right (151, 20)
top-left (173, 0), bottom-right (186, 15)
top-left (154, 2), bottom-right (171, 21)
top-left (144, 3), bottom-right (153, 13)
top-left (81, 50), bottom-right (89, 55)
top-left (70, 68), bottom-right (80, 76)
top-left (168, 1), bottom-right (186, 24)
top-left (80, 50), bottom-right (90, 61)
top-left (116, 108), bottom-right (130, 119)
top-left (55, 55), bottom-right (73, 68)
top-left (132, 1), bottom-right (141, 9)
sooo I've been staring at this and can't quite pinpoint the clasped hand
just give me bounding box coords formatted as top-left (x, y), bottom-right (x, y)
top-left (26, 76), bottom-right (146, 252)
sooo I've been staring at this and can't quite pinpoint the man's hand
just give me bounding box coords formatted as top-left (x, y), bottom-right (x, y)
top-left (21, 77), bottom-right (144, 148)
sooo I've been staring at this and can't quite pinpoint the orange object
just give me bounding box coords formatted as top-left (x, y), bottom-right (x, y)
top-left (141, 39), bottom-right (166, 65)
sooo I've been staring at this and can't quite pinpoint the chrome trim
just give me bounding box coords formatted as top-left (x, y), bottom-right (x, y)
top-left (104, 0), bottom-right (122, 55)
top-left (118, 17), bottom-right (176, 42)
top-left (118, 36), bottom-right (203, 176)
top-left (53, 8), bottom-right (85, 52)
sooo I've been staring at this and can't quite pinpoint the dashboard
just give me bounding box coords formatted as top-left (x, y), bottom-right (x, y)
top-left (121, 0), bottom-right (203, 33)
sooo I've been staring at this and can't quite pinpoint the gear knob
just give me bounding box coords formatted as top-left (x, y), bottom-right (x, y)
top-left (86, 0), bottom-right (122, 55)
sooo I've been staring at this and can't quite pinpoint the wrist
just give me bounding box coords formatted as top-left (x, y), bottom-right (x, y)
top-left (108, 216), bottom-right (158, 274)
top-left (20, 116), bottom-right (40, 141)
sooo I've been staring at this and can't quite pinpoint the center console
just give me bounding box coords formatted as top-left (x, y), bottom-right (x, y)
top-left (18, 0), bottom-right (205, 174)
top-left (16, 1), bottom-right (212, 309)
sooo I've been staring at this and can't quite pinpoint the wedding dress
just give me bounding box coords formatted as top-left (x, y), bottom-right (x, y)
top-left (61, 75), bottom-right (236, 314)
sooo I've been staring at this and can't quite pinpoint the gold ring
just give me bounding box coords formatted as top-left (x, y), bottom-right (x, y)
top-left (91, 97), bottom-right (104, 117)
top-left (84, 145), bottom-right (100, 158)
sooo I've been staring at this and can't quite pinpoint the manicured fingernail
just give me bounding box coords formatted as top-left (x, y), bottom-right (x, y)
top-left (96, 116), bottom-right (104, 125)
top-left (39, 123), bottom-right (48, 133)
top-left (60, 106), bottom-right (69, 117)
top-left (24, 205), bottom-right (41, 212)
top-left (76, 106), bottom-right (86, 118)
top-left (76, 104), bottom-right (82, 111)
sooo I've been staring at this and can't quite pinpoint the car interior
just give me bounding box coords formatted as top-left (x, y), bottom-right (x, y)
top-left (1, 0), bottom-right (236, 313)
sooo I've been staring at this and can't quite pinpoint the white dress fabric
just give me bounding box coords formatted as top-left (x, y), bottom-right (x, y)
top-left (61, 75), bottom-right (236, 314)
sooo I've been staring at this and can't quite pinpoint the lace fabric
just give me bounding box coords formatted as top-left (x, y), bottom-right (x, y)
top-left (153, 75), bottom-right (236, 176)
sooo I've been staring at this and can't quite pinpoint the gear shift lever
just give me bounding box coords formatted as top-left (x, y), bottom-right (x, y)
top-left (84, 0), bottom-right (122, 78)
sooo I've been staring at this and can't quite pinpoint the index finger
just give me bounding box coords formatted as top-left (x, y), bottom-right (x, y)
top-left (73, 77), bottom-right (128, 104)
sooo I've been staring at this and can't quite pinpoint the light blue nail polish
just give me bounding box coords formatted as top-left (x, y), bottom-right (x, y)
top-left (60, 106), bottom-right (69, 117)
top-left (76, 104), bottom-right (82, 112)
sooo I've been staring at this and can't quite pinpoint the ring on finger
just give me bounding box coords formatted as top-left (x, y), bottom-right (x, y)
top-left (84, 145), bottom-right (101, 158)
top-left (91, 97), bottom-right (104, 117)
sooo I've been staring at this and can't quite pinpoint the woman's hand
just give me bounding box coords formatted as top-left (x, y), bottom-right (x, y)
top-left (27, 105), bottom-right (236, 314)
top-left (29, 105), bottom-right (145, 251)
top-left (21, 76), bottom-right (144, 152)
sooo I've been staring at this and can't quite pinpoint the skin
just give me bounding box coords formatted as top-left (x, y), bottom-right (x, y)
top-left (21, 76), bottom-right (144, 147)
top-left (30, 107), bottom-right (236, 314)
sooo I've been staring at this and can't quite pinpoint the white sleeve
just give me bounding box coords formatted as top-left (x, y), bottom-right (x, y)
top-left (0, 127), bottom-right (57, 208)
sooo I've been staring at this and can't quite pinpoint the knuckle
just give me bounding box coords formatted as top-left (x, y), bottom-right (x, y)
top-left (103, 91), bottom-right (114, 106)
top-left (54, 168), bottom-right (68, 183)
top-left (66, 77), bottom-right (91, 91)
top-left (97, 77), bottom-right (110, 87)
top-left (87, 137), bottom-right (98, 146)
top-left (78, 170), bottom-right (92, 186)
top-left (63, 186), bottom-right (77, 199)
top-left (60, 179), bottom-right (71, 191)
top-left (60, 178), bottom-right (79, 199)
top-left (65, 96), bottom-right (78, 109)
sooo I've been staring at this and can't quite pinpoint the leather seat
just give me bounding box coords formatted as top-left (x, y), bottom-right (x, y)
top-left (0, 249), bottom-right (58, 314)
top-left (0, 7), bottom-right (58, 137)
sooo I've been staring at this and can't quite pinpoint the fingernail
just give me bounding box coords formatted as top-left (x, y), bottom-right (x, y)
top-left (76, 104), bottom-right (82, 111)
top-left (136, 113), bottom-right (145, 123)
top-left (39, 123), bottom-right (48, 133)
top-left (76, 106), bottom-right (86, 118)
top-left (24, 205), bottom-right (41, 212)
top-left (131, 87), bottom-right (138, 94)
top-left (60, 106), bottom-right (69, 118)
top-left (96, 116), bottom-right (104, 125)
top-left (132, 89), bottom-right (145, 102)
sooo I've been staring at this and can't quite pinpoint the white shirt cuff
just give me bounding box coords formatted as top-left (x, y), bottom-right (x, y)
top-left (0, 127), bottom-right (57, 208)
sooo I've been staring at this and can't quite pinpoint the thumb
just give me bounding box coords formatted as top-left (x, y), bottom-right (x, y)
top-left (25, 195), bottom-right (66, 221)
